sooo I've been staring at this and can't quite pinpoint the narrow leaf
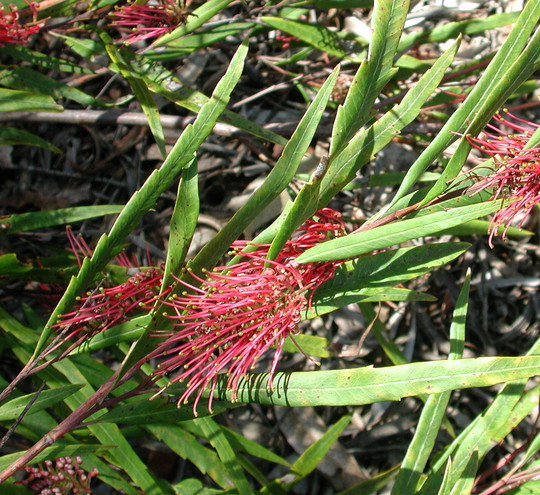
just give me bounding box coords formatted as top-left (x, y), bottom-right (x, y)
top-left (1, 206), bottom-right (124, 234)
top-left (297, 201), bottom-right (500, 263)
top-left (0, 89), bottom-right (62, 112)
top-left (224, 356), bottom-right (540, 407)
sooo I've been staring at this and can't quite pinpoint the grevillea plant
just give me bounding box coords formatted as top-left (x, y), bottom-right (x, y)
top-left (1, 0), bottom-right (540, 494)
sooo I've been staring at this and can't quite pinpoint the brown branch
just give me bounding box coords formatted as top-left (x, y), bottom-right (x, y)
top-left (0, 369), bottom-right (120, 482)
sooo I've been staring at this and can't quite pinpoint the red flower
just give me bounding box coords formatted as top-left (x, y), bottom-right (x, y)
top-left (55, 267), bottom-right (165, 345)
top-left (109, 0), bottom-right (189, 44)
top-left (0, 1), bottom-right (42, 47)
top-left (150, 209), bottom-right (346, 414)
top-left (465, 111), bottom-right (540, 246)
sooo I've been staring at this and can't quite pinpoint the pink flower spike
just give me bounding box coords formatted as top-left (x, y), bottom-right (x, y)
top-left (464, 111), bottom-right (540, 246)
top-left (150, 208), bottom-right (347, 415)
top-left (109, 0), bottom-right (190, 45)
top-left (0, 0), bottom-right (42, 47)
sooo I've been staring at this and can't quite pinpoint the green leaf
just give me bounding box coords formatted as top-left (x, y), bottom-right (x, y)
top-left (0, 254), bottom-right (31, 277)
top-left (111, 41), bottom-right (249, 379)
top-left (391, 271), bottom-right (470, 495)
top-left (319, 36), bottom-right (460, 205)
top-left (283, 333), bottom-right (332, 359)
top-left (0, 89), bottom-right (62, 112)
top-left (36, 355), bottom-right (167, 494)
top-left (330, 0), bottom-right (410, 156)
top-left (337, 465), bottom-right (400, 495)
top-left (419, 338), bottom-right (540, 495)
top-left (53, 33), bottom-right (105, 60)
top-left (152, 0), bottom-right (236, 47)
top-left (2, 45), bottom-right (94, 74)
top-left (0, 205), bottom-right (124, 234)
top-left (399, 12), bottom-right (519, 50)
top-left (196, 417), bottom-right (254, 494)
top-left (306, 242), bottom-right (468, 317)
top-left (150, 22), bottom-right (255, 55)
top-left (436, 451), bottom-right (478, 495)
top-left (102, 35), bottom-right (166, 156)
top-left (147, 424), bottom-right (234, 490)
top-left (0, 66), bottom-right (108, 108)
top-left (71, 315), bottom-right (151, 354)
top-left (162, 157), bottom-right (199, 290)
top-left (261, 17), bottom-right (351, 60)
top-left (224, 356), bottom-right (540, 407)
top-left (297, 201), bottom-right (499, 263)
top-left (97, 394), bottom-right (231, 425)
top-left (0, 385), bottom-right (84, 421)
top-left (110, 45), bottom-right (286, 146)
top-left (290, 413), bottom-right (351, 479)
top-left (0, 444), bottom-right (109, 472)
top-left (312, 0), bottom-right (373, 7)
top-left (187, 66), bottom-right (339, 274)
top-left (0, 127), bottom-right (61, 152)
top-left (221, 425), bottom-right (291, 467)
top-left (267, 159), bottom-right (327, 261)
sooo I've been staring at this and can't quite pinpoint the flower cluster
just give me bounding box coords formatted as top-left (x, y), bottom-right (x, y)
top-left (52, 228), bottom-right (165, 350)
top-left (465, 111), bottom-right (540, 246)
top-left (109, 0), bottom-right (190, 44)
top-left (150, 208), bottom-right (346, 414)
top-left (17, 456), bottom-right (98, 494)
top-left (0, 1), bottom-right (42, 47)
top-left (55, 267), bottom-right (165, 344)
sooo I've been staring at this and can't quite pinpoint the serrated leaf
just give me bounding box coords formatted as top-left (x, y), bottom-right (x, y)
top-left (102, 37), bottom-right (166, 156)
top-left (162, 157), bottom-right (199, 290)
top-left (185, 66), bottom-right (340, 276)
top-left (347, 0), bottom-right (408, 105)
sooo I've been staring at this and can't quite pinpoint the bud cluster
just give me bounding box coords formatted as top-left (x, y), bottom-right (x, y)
top-left (17, 456), bottom-right (98, 494)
